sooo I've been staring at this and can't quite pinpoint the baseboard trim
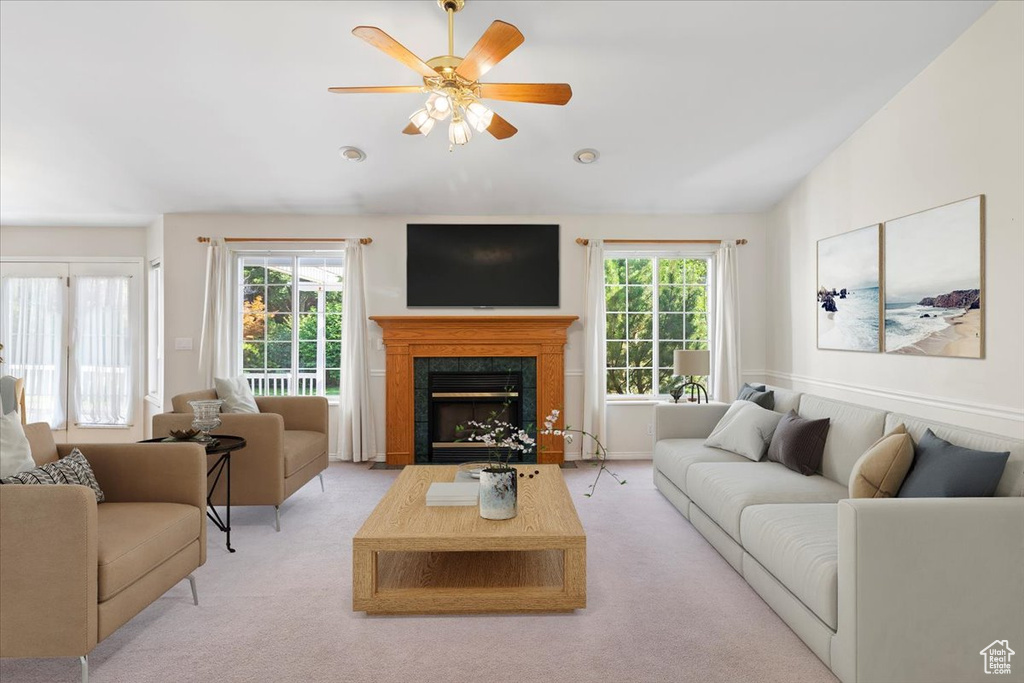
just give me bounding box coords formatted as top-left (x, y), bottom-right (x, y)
top-left (764, 370), bottom-right (1024, 423)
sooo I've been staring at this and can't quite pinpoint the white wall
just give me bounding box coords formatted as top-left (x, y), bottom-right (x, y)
top-left (0, 225), bottom-right (146, 258)
top-left (160, 212), bottom-right (768, 459)
top-left (766, 1), bottom-right (1023, 437)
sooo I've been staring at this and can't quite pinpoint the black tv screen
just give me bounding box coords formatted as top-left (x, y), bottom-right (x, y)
top-left (407, 224), bottom-right (560, 307)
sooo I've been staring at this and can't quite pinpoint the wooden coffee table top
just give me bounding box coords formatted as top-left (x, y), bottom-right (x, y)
top-left (354, 464), bottom-right (585, 552)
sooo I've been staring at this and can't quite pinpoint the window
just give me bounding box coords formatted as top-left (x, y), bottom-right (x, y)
top-left (238, 254), bottom-right (343, 398)
top-left (605, 255), bottom-right (710, 396)
top-left (0, 260), bottom-right (141, 434)
top-left (147, 259), bottom-right (163, 401)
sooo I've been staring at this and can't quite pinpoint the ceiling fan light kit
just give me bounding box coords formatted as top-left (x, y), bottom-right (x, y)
top-left (329, 0), bottom-right (572, 149)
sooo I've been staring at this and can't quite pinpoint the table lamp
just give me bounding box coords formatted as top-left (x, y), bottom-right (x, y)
top-left (673, 350), bottom-right (710, 404)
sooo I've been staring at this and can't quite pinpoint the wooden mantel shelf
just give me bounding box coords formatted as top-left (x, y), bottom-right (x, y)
top-left (370, 316), bottom-right (579, 466)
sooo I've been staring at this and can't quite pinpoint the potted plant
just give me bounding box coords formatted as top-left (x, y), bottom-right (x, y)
top-left (541, 409), bottom-right (626, 497)
top-left (457, 411), bottom-right (536, 520)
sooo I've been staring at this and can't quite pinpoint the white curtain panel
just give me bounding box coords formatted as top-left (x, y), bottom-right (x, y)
top-left (72, 276), bottom-right (133, 426)
top-left (338, 239), bottom-right (377, 462)
top-left (1, 276), bottom-right (66, 426)
top-left (581, 239), bottom-right (607, 454)
top-left (712, 240), bottom-right (742, 402)
top-left (199, 239), bottom-right (235, 386)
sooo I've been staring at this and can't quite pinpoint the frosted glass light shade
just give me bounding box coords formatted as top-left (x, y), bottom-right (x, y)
top-left (426, 93), bottom-right (452, 120)
top-left (464, 101), bottom-right (494, 132)
top-left (448, 117), bottom-right (472, 145)
top-left (673, 349), bottom-right (710, 376)
top-left (409, 108), bottom-right (435, 135)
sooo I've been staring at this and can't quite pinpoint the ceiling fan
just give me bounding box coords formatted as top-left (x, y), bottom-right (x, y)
top-left (328, 0), bottom-right (572, 147)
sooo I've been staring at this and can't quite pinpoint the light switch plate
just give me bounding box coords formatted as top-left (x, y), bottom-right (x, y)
top-left (174, 337), bottom-right (193, 351)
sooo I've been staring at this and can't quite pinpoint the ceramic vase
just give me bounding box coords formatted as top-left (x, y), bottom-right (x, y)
top-left (479, 467), bottom-right (517, 520)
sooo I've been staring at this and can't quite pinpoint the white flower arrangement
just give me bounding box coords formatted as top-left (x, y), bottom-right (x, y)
top-left (458, 417), bottom-right (536, 470)
top-left (540, 409), bottom-right (626, 497)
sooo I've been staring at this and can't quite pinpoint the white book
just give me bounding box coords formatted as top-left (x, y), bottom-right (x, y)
top-left (426, 482), bottom-right (479, 506)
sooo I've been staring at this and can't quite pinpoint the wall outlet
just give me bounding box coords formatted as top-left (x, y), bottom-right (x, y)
top-left (174, 337), bottom-right (193, 351)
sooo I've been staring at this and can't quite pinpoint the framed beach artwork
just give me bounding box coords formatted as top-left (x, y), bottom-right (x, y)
top-left (817, 224), bottom-right (882, 352)
top-left (883, 195), bottom-right (984, 358)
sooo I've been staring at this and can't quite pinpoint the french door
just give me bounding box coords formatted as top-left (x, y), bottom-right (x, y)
top-left (0, 260), bottom-right (143, 443)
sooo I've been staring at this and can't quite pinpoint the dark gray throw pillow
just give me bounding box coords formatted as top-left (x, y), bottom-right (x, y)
top-left (897, 429), bottom-right (1009, 498)
top-left (766, 410), bottom-right (830, 476)
top-left (736, 383), bottom-right (775, 410)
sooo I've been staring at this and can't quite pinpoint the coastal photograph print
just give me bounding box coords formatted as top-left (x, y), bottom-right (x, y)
top-left (883, 195), bottom-right (984, 358)
top-left (817, 224), bottom-right (881, 352)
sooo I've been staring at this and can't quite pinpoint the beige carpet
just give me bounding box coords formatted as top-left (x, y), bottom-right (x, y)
top-left (0, 461), bottom-right (837, 683)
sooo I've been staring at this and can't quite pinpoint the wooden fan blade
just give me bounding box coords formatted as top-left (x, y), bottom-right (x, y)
top-left (328, 86), bottom-right (424, 95)
top-left (477, 83), bottom-right (572, 105)
top-left (402, 122), bottom-right (422, 135)
top-left (455, 20), bottom-right (524, 82)
top-left (486, 112), bottom-right (517, 140)
top-left (352, 26), bottom-right (437, 79)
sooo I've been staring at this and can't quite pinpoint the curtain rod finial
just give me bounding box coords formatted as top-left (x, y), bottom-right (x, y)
top-left (575, 237), bottom-right (589, 246)
top-left (197, 236), bottom-right (210, 244)
top-left (359, 237), bottom-right (373, 245)
top-left (737, 239), bottom-right (748, 245)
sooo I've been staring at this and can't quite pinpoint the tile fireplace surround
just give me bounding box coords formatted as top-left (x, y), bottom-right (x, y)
top-left (370, 316), bottom-right (578, 466)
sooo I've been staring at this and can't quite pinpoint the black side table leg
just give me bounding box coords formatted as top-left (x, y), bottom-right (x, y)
top-left (225, 453), bottom-right (234, 553)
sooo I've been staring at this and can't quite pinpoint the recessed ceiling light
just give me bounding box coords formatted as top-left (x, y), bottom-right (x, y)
top-left (338, 146), bottom-right (366, 162)
top-left (574, 148), bottom-right (599, 164)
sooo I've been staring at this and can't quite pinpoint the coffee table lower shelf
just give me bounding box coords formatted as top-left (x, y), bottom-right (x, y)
top-left (353, 546), bottom-right (586, 614)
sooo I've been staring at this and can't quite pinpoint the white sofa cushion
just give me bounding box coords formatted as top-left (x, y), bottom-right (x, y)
top-left (686, 461), bottom-right (848, 542)
top-left (763, 384), bottom-right (802, 414)
top-left (886, 413), bottom-right (1024, 497)
top-left (741, 503), bottom-right (839, 630)
top-left (704, 400), bottom-right (783, 461)
top-left (797, 394), bottom-right (886, 487)
top-left (653, 439), bottom-right (750, 496)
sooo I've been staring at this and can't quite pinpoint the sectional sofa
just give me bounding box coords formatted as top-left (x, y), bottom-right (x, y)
top-left (653, 385), bottom-right (1024, 683)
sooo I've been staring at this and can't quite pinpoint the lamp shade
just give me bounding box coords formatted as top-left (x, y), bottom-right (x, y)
top-left (673, 349), bottom-right (710, 376)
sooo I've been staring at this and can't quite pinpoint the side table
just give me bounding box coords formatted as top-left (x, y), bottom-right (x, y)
top-left (139, 435), bottom-right (247, 552)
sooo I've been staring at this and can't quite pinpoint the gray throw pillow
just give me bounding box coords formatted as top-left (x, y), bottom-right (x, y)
top-left (766, 410), bottom-right (830, 476)
top-left (736, 383), bottom-right (775, 410)
top-left (0, 447), bottom-right (105, 502)
top-left (897, 429), bottom-right (1009, 498)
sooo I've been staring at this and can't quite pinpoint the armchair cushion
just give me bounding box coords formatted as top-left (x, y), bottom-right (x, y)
top-left (283, 430), bottom-right (328, 477)
top-left (96, 503), bottom-right (201, 602)
top-left (0, 409), bottom-right (34, 477)
top-left (214, 376), bottom-right (259, 414)
top-left (2, 448), bottom-right (105, 502)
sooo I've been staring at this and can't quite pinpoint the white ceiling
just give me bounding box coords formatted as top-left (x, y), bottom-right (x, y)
top-left (0, 0), bottom-right (993, 227)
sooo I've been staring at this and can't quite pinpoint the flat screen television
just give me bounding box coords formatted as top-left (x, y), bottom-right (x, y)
top-left (407, 224), bottom-right (560, 307)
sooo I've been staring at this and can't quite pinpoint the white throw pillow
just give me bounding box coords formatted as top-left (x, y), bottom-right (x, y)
top-left (0, 411), bottom-right (36, 477)
top-left (703, 400), bottom-right (784, 461)
top-left (214, 377), bottom-right (260, 414)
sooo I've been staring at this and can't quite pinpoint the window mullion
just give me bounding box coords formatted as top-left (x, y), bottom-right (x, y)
top-left (652, 256), bottom-right (660, 398)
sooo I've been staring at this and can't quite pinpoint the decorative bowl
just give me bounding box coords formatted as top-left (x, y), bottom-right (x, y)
top-left (169, 428), bottom-right (201, 441)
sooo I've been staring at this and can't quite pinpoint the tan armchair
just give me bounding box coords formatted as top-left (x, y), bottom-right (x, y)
top-left (0, 423), bottom-right (206, 683)
top-left (152, 391), bottom-right (329, 530)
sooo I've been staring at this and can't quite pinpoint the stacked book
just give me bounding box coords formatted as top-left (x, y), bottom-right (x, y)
top-left (426, 482), bottom-right (479, 506)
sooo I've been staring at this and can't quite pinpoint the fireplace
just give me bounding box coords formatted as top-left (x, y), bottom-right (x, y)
top-left (427, 372), bottom-right (523, 463)
top-left (370, 316), bottom-right (577, 466)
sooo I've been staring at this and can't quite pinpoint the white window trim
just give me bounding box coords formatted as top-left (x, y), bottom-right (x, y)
top-left (604, 248), bottom-right (715, 401)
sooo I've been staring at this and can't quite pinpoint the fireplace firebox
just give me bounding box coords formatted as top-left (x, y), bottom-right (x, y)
top-left (428, 372), bottom-right (523, 463)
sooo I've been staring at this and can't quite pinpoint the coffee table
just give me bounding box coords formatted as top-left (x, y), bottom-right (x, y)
top-left (353, 464), bottom-right (586, 614)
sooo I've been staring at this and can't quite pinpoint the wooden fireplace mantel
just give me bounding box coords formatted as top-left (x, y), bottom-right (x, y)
top-left (370, 316), bottom-right (579, 466)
